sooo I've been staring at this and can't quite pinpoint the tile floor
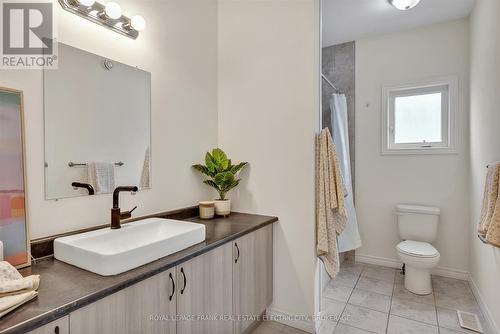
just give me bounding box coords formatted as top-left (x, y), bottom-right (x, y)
top-left (317, 261), bottom-right (492, 334)
top-left (250, 261), bottom-right (491, 334)
top-left (251, 321), bottom-right (310, 334)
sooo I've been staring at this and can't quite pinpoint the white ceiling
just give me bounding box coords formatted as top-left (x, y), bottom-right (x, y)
top-left (322, 0), bottom-right (476, 47)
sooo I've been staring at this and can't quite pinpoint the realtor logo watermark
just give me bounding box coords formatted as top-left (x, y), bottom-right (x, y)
top-left (1, 0), bottom-right (57, 69)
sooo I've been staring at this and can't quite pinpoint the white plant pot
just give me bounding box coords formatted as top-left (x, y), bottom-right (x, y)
top-left (214, 199), bottom-right (231, 216)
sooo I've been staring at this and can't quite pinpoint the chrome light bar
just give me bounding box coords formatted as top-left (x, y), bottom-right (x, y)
top-left (58, 0), bottom-right (145, 39)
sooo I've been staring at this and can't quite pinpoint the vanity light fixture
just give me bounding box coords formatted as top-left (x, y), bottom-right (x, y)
top-left (122, 15), bottom-right (146, 32)
top-left (78, 0), bottom-right (95, 6)
top-left (388, 0), bottom-right (421, 10)
top-left (58, 0), bottom-right (145, 39)
top-left (130, 15), bottom-right (146, 31)
top-left (102, 2), bottom-right (121, 20)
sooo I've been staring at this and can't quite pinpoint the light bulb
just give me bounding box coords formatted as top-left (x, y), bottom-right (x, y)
top-left (78, 0), bottom-right (95, 6)
top-left (389, 0), bottom-right (421, 10)
top-left (105, 2), bottom-right (122, 19)
top-left (130, 15), bottom-right (146, 31)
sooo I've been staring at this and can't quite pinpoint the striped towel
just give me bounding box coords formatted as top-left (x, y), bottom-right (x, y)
top-left (478, 163), bottom-right (500, 236)
top-left (316, 128), bottom-right (347, 279)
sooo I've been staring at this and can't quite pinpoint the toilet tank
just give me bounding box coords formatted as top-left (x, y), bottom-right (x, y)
top-left (397, 204), bottom-right (440, 243)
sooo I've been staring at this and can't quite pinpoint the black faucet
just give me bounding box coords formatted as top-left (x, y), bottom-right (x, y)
top-left (72, 182), bottom-right (95, 195)
top-left (111, 186), bottom-right (138, 229)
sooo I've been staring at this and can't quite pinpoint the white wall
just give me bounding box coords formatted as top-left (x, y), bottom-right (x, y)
top-left (469, 0), bottom-right (500, 330)
top-left (217, 0), bottom-right (317, 322)
top-left (0, 0), bottom-right (218, 239)
top-left (355, 19), bottom-right (470, 273)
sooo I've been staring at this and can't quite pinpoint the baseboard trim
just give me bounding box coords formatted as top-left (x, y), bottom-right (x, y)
top-left (266, 307), bottom-right (315, 333)
top-left (355, 254), bottom-right (401, 269)
top-left (355, 254), bottom-right (470, 280)
top-left (432, 266), bottom-right (470, 281)
top-left (468, 275), bottom-right (500, 334)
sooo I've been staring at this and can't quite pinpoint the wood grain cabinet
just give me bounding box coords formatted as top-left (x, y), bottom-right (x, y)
top-left (69, 268), bottom-right (176, 334)
top-left (176, 243), bottom-right (233, 334)
top-left (27, 316), bottom-right (69, 334)
top-left (64, 226), bottom-right (273, 334)
top-left (233, 225), bottom-right (273, 334)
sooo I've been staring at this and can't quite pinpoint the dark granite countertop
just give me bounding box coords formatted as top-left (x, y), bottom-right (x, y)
top-left (0, 212), bottom-right (278, 334)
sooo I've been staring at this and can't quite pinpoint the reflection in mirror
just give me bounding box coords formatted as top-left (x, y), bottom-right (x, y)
top-left (43, 43), bottom-right (151, 200)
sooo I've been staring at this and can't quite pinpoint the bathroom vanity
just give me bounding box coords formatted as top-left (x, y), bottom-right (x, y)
top-left (0, 212), bottom-right (276, 334)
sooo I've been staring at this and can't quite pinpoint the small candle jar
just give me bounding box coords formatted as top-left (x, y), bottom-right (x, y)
top-left (199, 201), bottom-right (215, 219)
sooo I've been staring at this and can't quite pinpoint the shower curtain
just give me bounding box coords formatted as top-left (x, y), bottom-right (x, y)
top-left (330, 94), bottom-right (362, 252)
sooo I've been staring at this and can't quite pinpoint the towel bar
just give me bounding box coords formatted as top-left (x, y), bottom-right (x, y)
top-left (477, 234), bottom-right (488, 244)
top-left (478, 234), bottom-right (500, 248)
top-left (68, 161), bottom-right (124, 167)
top-left (486, 161), bottom-right (500, 168)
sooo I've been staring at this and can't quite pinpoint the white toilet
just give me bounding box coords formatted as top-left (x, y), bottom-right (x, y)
top-left (395, 204), bottom-right (440, 295)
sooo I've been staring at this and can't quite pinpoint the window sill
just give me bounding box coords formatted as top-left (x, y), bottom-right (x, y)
top-left (382, 147), bottom-right (458, 156)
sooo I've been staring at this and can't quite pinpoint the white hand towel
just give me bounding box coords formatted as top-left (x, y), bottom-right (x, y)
top-left (139, 148), bottom-right (150, 190)
top-left (0, 291), bottom-right (38, 317)
top-left (0, 261), bottom-right (40, 296)
top-left (86, 162), bottom-right (115, 194)
top-left (0, 261), bottom-right (40, 317)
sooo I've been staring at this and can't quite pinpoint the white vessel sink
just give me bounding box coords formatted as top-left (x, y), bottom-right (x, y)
top-left (54, 218), bottom-right (206, 276)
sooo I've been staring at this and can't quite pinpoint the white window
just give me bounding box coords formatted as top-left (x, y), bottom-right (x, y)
top-left (382, 77), bottom-right (458, 154)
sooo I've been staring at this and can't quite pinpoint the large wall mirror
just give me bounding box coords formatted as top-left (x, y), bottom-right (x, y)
top-left (44, 43), bottom-right (151, 200)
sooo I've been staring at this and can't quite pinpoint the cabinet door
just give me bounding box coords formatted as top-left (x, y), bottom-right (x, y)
top-left (233, 225), bottom-right (273, 334)
top-left (27, 316), bottom-right (69, 334)
top-left (70, 268), bottom-right (177, 334)
top-left (176, 243), bottom-right (233, 334)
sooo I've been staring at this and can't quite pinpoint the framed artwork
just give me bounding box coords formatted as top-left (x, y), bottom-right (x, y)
top-left (0, 87), bottom-right (30, 268)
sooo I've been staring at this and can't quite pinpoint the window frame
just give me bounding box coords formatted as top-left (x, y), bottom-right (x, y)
top-left (381, 76), bottom-right (459, 155)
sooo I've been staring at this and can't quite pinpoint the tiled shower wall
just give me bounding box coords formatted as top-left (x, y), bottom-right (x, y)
top-left (321, 41), bottom-right (356, 191)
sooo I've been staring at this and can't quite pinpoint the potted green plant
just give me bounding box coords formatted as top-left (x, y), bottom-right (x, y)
top-left (192, 148), bottom-right (247, 216)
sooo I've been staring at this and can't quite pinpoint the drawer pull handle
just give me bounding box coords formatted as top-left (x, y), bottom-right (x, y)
top-left (54, 326), bottom-right (59, 334)
top-left (169, 272), bottom-right (175, 301)
top-left (235, 243), bottom-right (240, 263)
top-left (180, 267), bottom-right (186, 295)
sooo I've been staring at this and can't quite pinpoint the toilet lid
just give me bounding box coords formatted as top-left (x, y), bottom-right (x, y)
top-left (397, 240), bottom-right (439, 258)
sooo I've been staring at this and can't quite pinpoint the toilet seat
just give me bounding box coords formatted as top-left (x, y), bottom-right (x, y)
top-left (397, 240), bottom-right (439, 258)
